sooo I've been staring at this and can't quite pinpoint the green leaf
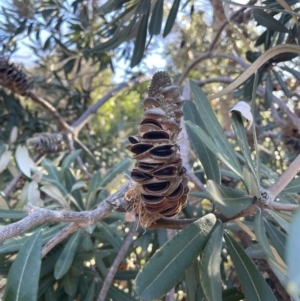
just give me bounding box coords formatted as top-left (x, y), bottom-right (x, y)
top-left (253, 9), bottom-right (289, 33)
top-left (243, 168), bottom-right (260, 198)
top-left (230, 112), bottom-right (258, 185)
top-left (62, 271), bottom-right (79, 296)
top-left (54, 231), bottom-right (81, 279)
top-left (286, 207), bottom-right (300, 298)
top-left (282, 176), bottom-right (300, 194)
top-left (99, 157), bottom-right (131, 188)
top-left (97, 222), bottom-right (122, 250)
top-left (267, 210), bottom-right (290, 233)
top-left (207, 180), bottom-right (252, 218)
top-left (88, 17), bottom-right (137, 53)
top-left (84, 281), bottom-right (95, 301)
top-left (185, 260), bottom-right (204, 301)
top-left (200, 221), bottom-right (223, 301)
top-left (130, 0), bottom-right (150, 67)
top-left (135, 214), bottom-right (217, 301)
top-left (42, 158), bottom-right (62, 182)
top-left (184, 101), bottom-right (220, 184)
top-left (272, 69), bottom-right (290, 97)
top-left (3, 230), bottom-right (42, 301)
top-left (224, 232), bottom-right (277, 301)
top-left (189, 81), bottom-right (242, 177)
top-left (265, 221), bottom-right (287, 261)
top-left (115, 270), bottom-right (138, 280)
top-left (62, 149), bottom-right (82, 170)
top-left (0, 210), bottom-right (26, 219)
top-left (149, 0), bottom-right (163, 35)
top-left (281, 66), bottom-right (300, 80)
top-left (163, 0), bottom-right (180, 37)
top-left (264, 71), bottom-right (273, 109)
top-left (254, 209), bottom-right (275, 260)
top-left (222, 287), bottom-right (245, 301)
top-left (186, 121), bottom-right (242, 178)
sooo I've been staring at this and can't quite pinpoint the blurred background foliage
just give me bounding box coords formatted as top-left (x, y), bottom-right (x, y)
top-left (0, 0), bottom-right (300, 300)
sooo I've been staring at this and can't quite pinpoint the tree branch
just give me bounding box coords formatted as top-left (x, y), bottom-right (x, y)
top-left (97, 219), bottom-right (138, 301)
top-left (0, 182), bottom-right (130, 243)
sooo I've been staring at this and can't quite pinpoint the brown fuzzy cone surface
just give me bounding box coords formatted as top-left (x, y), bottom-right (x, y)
top-left (126, 71), bottom-right (189, 227)
top-left (0, 58), bottom-right (30, 95)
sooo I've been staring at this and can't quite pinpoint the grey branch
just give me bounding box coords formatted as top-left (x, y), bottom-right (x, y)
top-left (0, 182), bottom-right (130, 243)
top-left (97, 219), bottom-right (138, 301)
top-left (42, 223), bottom-right (80, 257)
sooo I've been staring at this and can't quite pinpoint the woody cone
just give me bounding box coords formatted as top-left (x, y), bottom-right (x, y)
top-left (126, 71), bottom-right (189, 227)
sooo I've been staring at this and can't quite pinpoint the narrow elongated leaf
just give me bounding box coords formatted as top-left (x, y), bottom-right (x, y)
top-left (88, 16), bottom-right (137, 53)
top-left (185, 260), bottom-right (204, 301)
top-left (200, 221), bottom-right (223, 301)
top-left (264, 71), bottom-right (273, 109)
top-left (286, 208), bottom-right (300, 297)
top-left (184, 101), bottom-right (220, 183)
top-left (267, 210), bottom-right (290, 233)
top-left (149, 0), bottom-right (163, 35)
top-left (186, 121), bottom-right (242, 178)
top-left (42, 158), bottom-right (61, 182)
top-left (130, 0), bottom-right (150, 67)
top-left (40, 184), bottom-right (68, 207)
top-left (0, 210), bottom-right (26, 219)
top-left (265, 221), bottom-right (287, 261)
top-left (273, 69), bottom-right (290, 97)
top-left (222, 287), bottom-right (245, 301)
top-left (15, 146), bottom-right (33, 178)
top-left (135, 214), bottom-right (216, 301)
top-left (3, 230), bottom-right (42, 301)
top-left (230, 112), bottom-right (257, 184)
top-left (84, 281), bottom-right (95, 301)
top-left (97, 222), bottom-right (122, 250)
top-left (62, 149), bottom-right (82, 170)
top-left (0, 150), bottom-right (11, 173)
top-left (253, 9), bottom-right (289, 32)
top-left (254, 209), bottom-right (275, 260)
top-left (282, 177), bottom-right (300, 193)
top-left (99, 157), bottom-right (131, 188)
top-left (189, 81), bottom-right (242, 177)
top-left (224, 233), bottom-right (277, 301)
top-left (54, 231), bottom-right (81, 279)
top-left (207, 180), bottom-right (252, 218)
top-left (281, 66), bottom-right (300, 80)
top-left (163, 0), bottom-right (180, 37)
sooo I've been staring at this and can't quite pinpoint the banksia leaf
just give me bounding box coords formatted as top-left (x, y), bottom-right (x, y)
top-left (27, 133), bottom-right (65, 154)
top-left (0, 58), bottom-right (30, 95)
top-left (126, 71), bottom-right (189, 227)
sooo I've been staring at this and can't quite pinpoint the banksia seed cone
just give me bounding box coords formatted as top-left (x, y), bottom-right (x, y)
top-left (27, 133), bottom-right (65, 154)
top-left (0, 58), bottom-right (30, 95)
top-left (126, 71), bottom-right (189, 227)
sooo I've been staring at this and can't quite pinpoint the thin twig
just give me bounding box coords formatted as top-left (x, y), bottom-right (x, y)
top-left (42, 223), bottom-right (80, 257)
top-left (97, 219), bottom-right (139, 301)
